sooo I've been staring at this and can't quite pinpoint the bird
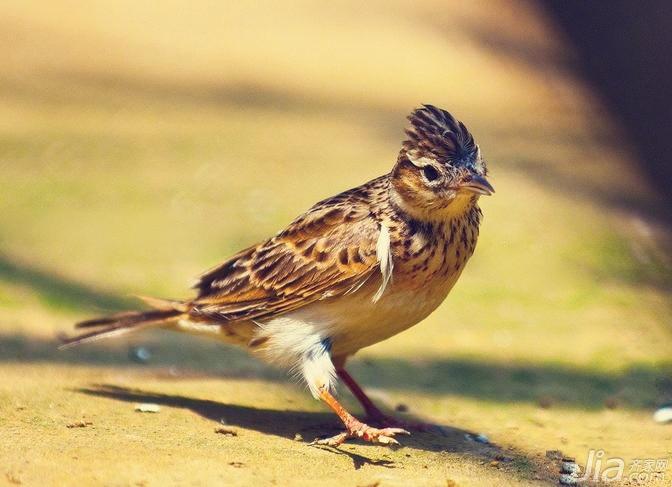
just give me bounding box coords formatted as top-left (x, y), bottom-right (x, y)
top-left (61, 104), bottom-right (493, 447)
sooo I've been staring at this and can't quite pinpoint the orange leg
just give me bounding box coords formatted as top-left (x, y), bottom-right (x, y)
top-left (313, 387), bottom-right (409, 447)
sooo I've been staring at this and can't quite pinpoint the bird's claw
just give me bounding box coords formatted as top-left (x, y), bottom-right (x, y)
top-left (310, 432), bottom-right (349, 447)
top-left (310, 423), bottom-right (410, 447)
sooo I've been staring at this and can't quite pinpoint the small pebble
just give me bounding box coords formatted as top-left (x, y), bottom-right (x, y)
top-left (293, 433), bottom-right (303, 441)
top-left (395, 403), bottom-right (409, 413)
top-left (653, 405), bottom-right (672, 423)
top-left (129, 346), bottom-right (151, 364)
top-left (67, 420), bottom-right (93, 429)
top-left (561, 459), bottom-right (580, 474)
top-left (135, 403), bottom-right (160, 413)
top-left (214, 427), bottom-right (237, 436)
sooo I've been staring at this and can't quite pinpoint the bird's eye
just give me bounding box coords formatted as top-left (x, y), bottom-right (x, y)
top-left (422, 165), bottom-right (440, 182)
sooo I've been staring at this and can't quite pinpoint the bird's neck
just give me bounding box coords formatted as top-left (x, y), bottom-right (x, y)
top-left (388, 182), bottom-right (480, 223)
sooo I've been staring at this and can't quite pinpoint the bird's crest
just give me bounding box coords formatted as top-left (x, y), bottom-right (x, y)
top-left (403, 104), bottom-right (478, 165)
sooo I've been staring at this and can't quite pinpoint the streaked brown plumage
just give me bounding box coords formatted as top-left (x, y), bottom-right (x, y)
top-left (63, 104), bottom-right (493, 446)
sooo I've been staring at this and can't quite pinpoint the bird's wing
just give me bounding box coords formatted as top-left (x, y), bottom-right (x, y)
top-left (191, 187), bottom-right (384, 323)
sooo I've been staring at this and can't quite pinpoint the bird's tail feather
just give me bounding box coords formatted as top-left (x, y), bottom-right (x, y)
top-left (59, 297), bottom-right (188, 349)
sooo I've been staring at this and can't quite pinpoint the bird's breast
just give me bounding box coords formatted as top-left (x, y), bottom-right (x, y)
top-left (316, 212), bottom-right (481, 356)
top-left (389, 211), bottom-right (480, 289)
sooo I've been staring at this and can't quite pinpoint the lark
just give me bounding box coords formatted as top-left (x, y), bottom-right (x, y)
top-left (62, 105), bottom-right (493, 446)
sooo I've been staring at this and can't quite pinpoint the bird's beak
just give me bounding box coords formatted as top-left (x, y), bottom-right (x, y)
top-left (459, 175), bottom-right (495, 196)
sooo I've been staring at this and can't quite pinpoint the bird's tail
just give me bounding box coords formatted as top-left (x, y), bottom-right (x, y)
top-left (59, 296), bottom-right (188, 349)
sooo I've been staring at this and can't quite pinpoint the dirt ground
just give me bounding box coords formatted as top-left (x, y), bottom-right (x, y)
top-left (0, 1), bottom-right (671, 486)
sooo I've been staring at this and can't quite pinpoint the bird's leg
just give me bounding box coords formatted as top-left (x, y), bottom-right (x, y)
top-left (302, 341), bottom-right (407, 446)
top-left (312, 386), bottom-right (409, 447)
top-left (336, 367), bottom-right (438, 432)
top-left (336, 367), bottom-right (388, 420)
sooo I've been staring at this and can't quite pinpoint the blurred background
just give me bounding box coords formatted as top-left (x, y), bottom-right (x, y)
top-left (0, 1), bottom-right (670, 485)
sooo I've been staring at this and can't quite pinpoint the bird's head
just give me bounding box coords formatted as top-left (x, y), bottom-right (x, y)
top-left (390, 105), bottom-right (493, 220)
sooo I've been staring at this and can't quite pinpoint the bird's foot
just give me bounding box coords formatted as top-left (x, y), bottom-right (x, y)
top-left (310, 419), bottom-right (409, 447)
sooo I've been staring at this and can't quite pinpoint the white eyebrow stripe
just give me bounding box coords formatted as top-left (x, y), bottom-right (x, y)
top-left (406, 153), bottom-right (436, 167)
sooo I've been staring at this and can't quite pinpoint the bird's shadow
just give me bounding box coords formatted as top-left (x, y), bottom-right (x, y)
top-left (76, 384), bottom-right (500, 469)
